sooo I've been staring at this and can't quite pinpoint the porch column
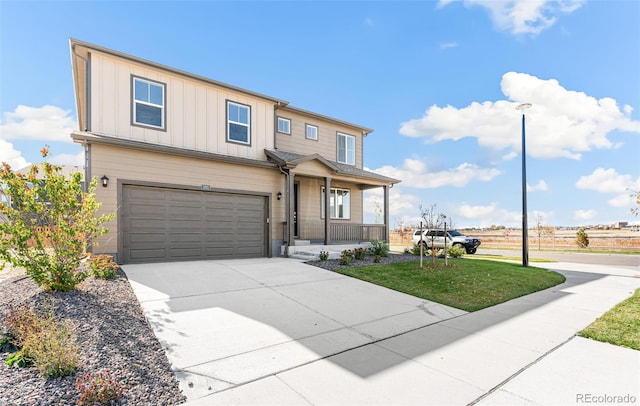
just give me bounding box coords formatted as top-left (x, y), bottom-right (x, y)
top-left (324, 177), bottom-right (331, 245)
top-left (287, 173), bottom-right (295, 247)
top-left (383, 185), bottom-right (390, 243)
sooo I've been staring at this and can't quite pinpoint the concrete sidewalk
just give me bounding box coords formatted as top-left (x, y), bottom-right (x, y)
top-left (174, 261), bottom-right (640, 406)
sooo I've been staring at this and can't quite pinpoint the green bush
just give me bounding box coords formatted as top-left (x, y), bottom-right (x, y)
top-left (89, 254), bottom-right (119, 280)
top-left (369, 240), bottom-right (389, 257)
top-left (340, 250), bottom-right (354, 266)
top-left (576, 228), bottom-right (589, 248)
top-left (447, 245), bottom-right (465, 258)
top-left (0, 147), bottom-right (114, 291)
top-left (3, 302), bottom-right (79, 378)
top-left (6, 348), bottom-right (34, 368)
top-left (319, 251), bottom-right (329, 261)
top-left (353, 247), bottom-right (366, 260)
top-left (77, 369), bottom-right (124, 406)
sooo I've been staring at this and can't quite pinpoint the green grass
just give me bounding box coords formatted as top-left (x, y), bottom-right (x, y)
top-left (334, 258), bottom-right (566, 312)
top-left (579, 289), bottom-right (640, 350)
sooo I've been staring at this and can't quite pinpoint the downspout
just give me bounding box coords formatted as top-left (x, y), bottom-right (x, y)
top-left (278, 165), bottom-right (290, 257)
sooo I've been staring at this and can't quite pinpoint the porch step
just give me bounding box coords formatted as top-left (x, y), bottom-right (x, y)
top-left (294, 240), bottom-right (311, 246)
top-left (285, 242), bottom-right (373, 260)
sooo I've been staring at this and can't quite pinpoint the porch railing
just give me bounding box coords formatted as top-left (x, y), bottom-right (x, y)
top-left (297, 222), bottom-right (386, 243)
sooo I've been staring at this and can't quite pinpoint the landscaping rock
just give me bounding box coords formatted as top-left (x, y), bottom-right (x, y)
top-left (0, 270), bottom-right (186, 406)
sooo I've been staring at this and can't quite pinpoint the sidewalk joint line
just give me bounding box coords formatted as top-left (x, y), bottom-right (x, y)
top-left (467, 334), bottom-right (577, 405)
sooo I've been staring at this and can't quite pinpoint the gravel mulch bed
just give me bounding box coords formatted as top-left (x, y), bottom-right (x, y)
top-left (306, 252), bottom-right (420, 271)
top-left (0, 270), bottom-right (186, 406)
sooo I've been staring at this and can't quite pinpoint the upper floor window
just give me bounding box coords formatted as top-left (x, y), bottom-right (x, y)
top-left (306, 124), bottom-right (318, 141)
top-left (227, 101), bottom-right (251, 145)
top-left (277, 117), bottom-right (291, 134)
top-left (133, 77), bottom-right (165, 129)
top-left (337, 133), bottom-right (355, 165)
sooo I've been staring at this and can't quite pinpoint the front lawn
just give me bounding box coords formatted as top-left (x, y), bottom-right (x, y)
top-left (334, 258), bottom-right (565, 312)
top-left (579, 288), bottom-right (640, 350)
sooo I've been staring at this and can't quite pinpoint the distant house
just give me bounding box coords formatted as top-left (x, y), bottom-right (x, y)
top-left (69, 39), bottom-right (400, 264)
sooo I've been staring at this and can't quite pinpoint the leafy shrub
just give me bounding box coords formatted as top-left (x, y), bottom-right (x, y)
top-left (89, 254), bottom-right (119, 280)
top-left (340, 250), bottom-right (354, 266)
top-left (6, 348), bottom-right (33, 368)
top-left (410, 243), bottom-right (423, 256)
top-left (353, 247), bottom-right (366, 260)
top-left (319, 251), bottom-right (329, 261)
top-left (369, 240), bottom-right (389, 257)
top-left (447, 245), bottom-right (465, 258)
top-left (373, 255), bottom-right (381, 263)
top-left (77, 369), bottom-right (124, 406)
top-left (3, 302), bottom-right (79, 378)
top-left (0, 147), bottom-right (114, 291)
top-left (576, 228), bottom-right (589, 248)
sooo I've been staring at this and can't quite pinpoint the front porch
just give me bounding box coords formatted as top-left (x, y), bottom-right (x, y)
top-left (282, 222), bottom-right (385, 259)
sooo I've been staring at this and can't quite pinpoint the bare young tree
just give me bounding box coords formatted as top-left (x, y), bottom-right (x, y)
top-left (418, 204), bottom-right (446, 265)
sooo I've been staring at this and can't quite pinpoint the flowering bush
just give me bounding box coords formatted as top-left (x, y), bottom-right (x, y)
top-left (0, 146), bottom-right (114, 291)
top-left (77, 369), bottom-right (124, 405)
top-left (89, 255), bottom-right (119, 280)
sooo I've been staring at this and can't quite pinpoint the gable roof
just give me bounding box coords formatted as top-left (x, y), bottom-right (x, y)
top-left (265, 150), bottom-right (400, 185)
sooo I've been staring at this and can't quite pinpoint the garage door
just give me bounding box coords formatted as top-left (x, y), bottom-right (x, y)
top-left (121, 185), bottom-right (267, 263)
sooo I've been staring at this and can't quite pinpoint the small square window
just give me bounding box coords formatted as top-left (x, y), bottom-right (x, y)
top-left (132, 76), bottom-right (165, 129)
top-left (277, 117), bottom-right (291, 134)
top-left (306, 124), bottom-right (318, 140)
top-left (227, 101), bottom-right (251, 145)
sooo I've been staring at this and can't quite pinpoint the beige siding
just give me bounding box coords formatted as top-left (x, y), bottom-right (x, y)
top-left (275, 109), bottom-right (363, 168)
top-left (89, 51), bottom-right (274, 161)
top-left (296, 177), bottom-right (363, 224)
top-left (90, 144), bottom-right (287, 255)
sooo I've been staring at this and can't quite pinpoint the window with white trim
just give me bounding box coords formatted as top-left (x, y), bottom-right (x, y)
top-left (277, 117), bottom-right (291, 134)
top-left (133, 77), bottom-right (165, 129)
top-left (337, 133), bottom-right (355, 165)
top-left (306, 124), bottom-right (318, 140)
top-left (321, 187), bottom-right (351, 219)
top-left (227, 101), bottom-right (251, 144)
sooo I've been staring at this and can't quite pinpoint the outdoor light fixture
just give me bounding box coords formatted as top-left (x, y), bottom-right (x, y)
top-left (277, 192), bottom-right (282, 200)
top-left (101, 175), bottom-right (109, 188)
top-left (516, 103), bottom-right (532, 267)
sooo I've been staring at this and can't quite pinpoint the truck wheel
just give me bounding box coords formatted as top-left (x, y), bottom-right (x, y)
top-left (466, 247), bottom-right (477, 254)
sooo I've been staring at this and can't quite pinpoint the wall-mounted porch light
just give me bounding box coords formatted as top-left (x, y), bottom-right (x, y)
top-left (277, 192), bottom-right (282, 200)
top-left (101, 175), bottom-right (109, 188)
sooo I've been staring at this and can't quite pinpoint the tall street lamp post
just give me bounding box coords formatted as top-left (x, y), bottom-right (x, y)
top-left (516, 103), bottom-right (532, 267)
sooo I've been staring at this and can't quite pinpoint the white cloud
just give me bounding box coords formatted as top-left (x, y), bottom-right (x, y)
top-left (371, 159), bottom-right (500, 189)
top-left (574, 209), bottom-right (597, 220)
top-left (363, 188), bottom-right (422, 224)
top-left (438, 0), bottom-right (585, 36)
top-left (400, 72), bottom-right (640, 160)
top-left (49, 151), bottom-right (85, 167)
top-left (576, 168), bottom-right (640, 208)
top-left (0, 105), bottom-right (77, 143)
top-left (527, 180), bottom-right (548, 192)
top-left (439, 41), bottom-right (459, 50)
top-left (608, 193), bottom-right (635, 208)
top-left (457, 202), bottom-right (522, 228)
top-left (576, 168), bottom-right (639, 193)
top-left (0, 139), bottom-right (29, 170)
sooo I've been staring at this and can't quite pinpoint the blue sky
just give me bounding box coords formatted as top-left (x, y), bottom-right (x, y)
top-left (1, 0), bottom-right (639, 228)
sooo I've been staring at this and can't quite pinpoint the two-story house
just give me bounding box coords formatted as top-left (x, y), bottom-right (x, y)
top-left (69, 39), bottom-right (400, 264)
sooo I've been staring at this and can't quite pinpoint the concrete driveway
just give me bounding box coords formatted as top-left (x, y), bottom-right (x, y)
top-left (123, 258), bottom-right (467, 401)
